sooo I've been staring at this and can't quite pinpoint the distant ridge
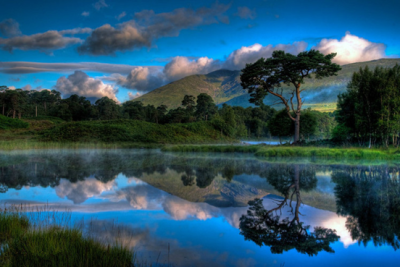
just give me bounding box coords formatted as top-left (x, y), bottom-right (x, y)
top-left (134, 58), bottom-right (400, 111)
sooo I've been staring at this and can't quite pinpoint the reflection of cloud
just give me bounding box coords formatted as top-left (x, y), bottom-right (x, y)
top-left (55, 178), bottom-right (116, 204)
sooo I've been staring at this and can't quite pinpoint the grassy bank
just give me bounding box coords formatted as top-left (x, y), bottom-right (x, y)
top-left (0, 118), bottom-right (236, 149)
top-left (162, 145), bottom-right (400, 160)
top-left (0, 206), bottom-right (134, 267)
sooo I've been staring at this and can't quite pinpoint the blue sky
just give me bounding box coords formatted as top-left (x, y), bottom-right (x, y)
top-left (0, 0), bottom-right (398, 102)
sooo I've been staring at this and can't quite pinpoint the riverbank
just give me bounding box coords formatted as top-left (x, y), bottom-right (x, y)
top-left (0, 118), bottom-right (237, 150)
top-left (162, 145), bottom-right (400, 160)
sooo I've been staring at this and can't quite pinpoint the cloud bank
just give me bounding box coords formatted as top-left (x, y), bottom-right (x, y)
top-left (0, 30), bottom-right (82, 53)
top-left (78, 3), bottom-right (230, 55)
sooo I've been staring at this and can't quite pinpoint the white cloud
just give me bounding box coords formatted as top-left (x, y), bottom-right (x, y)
top-left (81, 11), bottom-right (90, 17)
top-left (163, 56), bottom-right (221, 81)
top-left (223, 41), bottom-right (308, 70)
top-left (54, 70), bottom-right (118, 101)
top-left (313, 32), bottom-right (386, 65)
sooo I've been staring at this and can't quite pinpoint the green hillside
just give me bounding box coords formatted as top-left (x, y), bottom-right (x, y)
top-left (135, 58), bottom-right (400, 111)
top-left (135, 69), bottom-right (243, 108)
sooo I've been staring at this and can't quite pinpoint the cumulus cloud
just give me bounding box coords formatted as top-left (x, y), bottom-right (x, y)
top-left (313, 32), bottom-right (386, 65)
top-left (82, 11), bottom-right (90, 17)
top-left (93, 0), bottom-right (108, 10)
top-left (78, 3), bottom-right (230, 55)
top-left (223, 41), bottom-right (308, 70)
top-left (119, 67), bottom-right (164, 92)
top-left (54, 70), bottom-right (118, 101)
top-left (0, 30), bottom-right (81, 53)
top-left (55, 178), bottom-right (116, 204)
top-left (163, 56), bottom-right (221, 81)
top-left (77, 23), bottom-right (149, 55)
top-left (0, 18), bottom-right (21, 37)
top-left (235, 7), bottom-right (256, 20)
top-left (116, 11), bottom-right (126, 21)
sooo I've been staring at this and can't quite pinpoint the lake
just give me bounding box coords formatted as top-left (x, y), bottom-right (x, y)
top-left (0, 149), bottom-right (399, 266)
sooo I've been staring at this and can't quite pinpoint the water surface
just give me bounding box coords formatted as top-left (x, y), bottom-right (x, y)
top-left (0, 149), bottom-right (399, 266)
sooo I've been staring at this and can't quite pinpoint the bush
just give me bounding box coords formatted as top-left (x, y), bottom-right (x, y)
top-left (0, 115), bottom-right (29, 130)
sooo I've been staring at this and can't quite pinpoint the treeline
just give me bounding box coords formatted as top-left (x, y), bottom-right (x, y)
top-left (0, 85), bottom-right (334, 140)
top-left (334, 64), bottom-right (400, 147)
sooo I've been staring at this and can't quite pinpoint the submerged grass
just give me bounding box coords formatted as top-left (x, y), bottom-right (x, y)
top-left (163, 144), bottom-right (400, 160)
top-left (0, 205), bottom-right (135, 267)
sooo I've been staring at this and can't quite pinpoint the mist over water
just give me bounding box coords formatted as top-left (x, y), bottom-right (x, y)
top-left (0, 149), bottom-right (399, 266)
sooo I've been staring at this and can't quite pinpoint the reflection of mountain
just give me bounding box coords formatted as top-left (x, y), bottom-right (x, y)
top-left (0, 150), bottom-right (339, 210)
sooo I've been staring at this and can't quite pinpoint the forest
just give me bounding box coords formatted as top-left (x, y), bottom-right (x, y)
top-left (0, 85), bottom-right (334, 141)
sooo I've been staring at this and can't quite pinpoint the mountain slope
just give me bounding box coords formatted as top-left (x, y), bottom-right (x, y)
top-left (134, 69), bottom-right (243, 109)
top-left (134, 58), bottom-right (400, 110)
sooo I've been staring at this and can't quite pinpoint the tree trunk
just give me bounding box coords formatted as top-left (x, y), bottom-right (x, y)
top-left (2, 105), bottom-right (4, 115)
top-left (35, 105), bottom-right (37, 117)
top-left (12, 109), bottom-right (15, 119)
top-left (294, 112), bottom-right (300, 143)
top-left (18, 112), bottom-right (21, 119)
top-left (279, 136), bottom-right (282, 145)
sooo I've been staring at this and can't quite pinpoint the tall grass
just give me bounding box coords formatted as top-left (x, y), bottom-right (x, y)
top-left (0, 204), bottom-right (135, 267)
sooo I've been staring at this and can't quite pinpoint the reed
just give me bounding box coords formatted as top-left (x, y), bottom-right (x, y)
top-left (0, 204), bottom-right (135, 267)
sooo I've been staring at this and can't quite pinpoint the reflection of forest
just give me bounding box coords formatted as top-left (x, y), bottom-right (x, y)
top-left (332, 166), bottom-right (400, 250)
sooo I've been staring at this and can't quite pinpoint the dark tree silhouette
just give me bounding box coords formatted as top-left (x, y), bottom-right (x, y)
top-left (240, 165), bottom-right (339, 256)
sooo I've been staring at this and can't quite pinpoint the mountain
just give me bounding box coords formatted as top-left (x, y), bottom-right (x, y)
top-left (134, 69), bottom-right (243, 109)
top-left (134, 58), bottom-right (400, 111)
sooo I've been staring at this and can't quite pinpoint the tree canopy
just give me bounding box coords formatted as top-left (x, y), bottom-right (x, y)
top-left (240, 49), bottom-right (341, 143)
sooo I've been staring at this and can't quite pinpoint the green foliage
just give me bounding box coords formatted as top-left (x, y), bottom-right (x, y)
top-left (240, 49), bottom-right (341, 142)
top-left (335, 64), bottom-right (400, 147)
top-left (195, 93), bottom-right (218, 121)
top-left (40, 120), bottom-right (234, 143)
top-left (0, 115), bottom-right (29, 129)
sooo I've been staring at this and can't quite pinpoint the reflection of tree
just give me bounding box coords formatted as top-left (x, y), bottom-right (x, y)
top-left (240, 165), bottom-right (339, 256)
top-left (332, 165), bottom-right (400, 250)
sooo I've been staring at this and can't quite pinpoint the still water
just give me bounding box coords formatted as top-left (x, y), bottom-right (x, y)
top-left (0, 149), bottom-right (399, 266)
